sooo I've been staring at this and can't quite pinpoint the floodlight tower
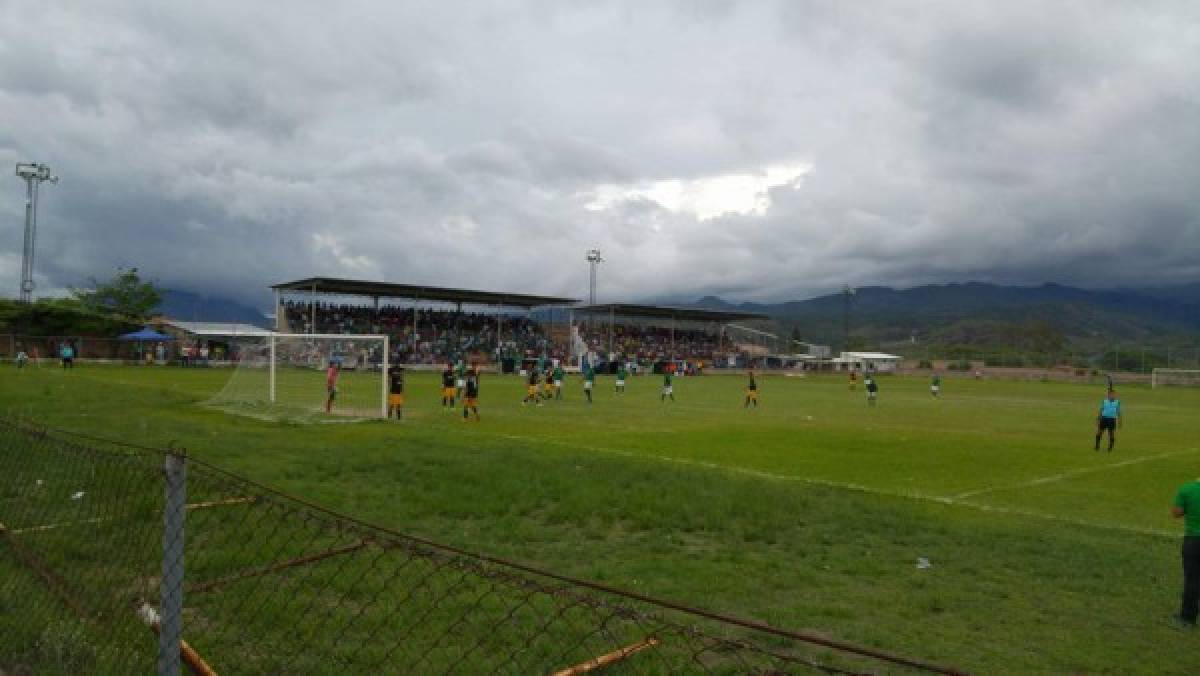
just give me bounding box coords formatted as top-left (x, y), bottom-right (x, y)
top-left (15, 163), bottom-right (58, 303)
top-left (586, 248), bottom-right (604, 305)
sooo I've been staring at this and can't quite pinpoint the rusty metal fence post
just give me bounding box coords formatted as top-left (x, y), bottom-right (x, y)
top-left (159, 451), bottom-right (187, 676)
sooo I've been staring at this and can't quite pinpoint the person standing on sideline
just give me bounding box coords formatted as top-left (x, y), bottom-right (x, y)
top-left (931, 373), bottom-right (942, 398)
top-left (744, 370), bottom-right (759, 408)
top-left (865, 375), bottom-right (878, 406)
top-left (1172, 476), bottom-right (1200, 628)
top-left (848, 369), bottom-right (857, 391)
top-left (60, 342), bottom-right (75, 369)
top-left (661, 368), bottom-right (675, 402)
top-left (324, 360), bottom-right (340, 414)
top-left (1094, 390), bottom-right (1122, 452)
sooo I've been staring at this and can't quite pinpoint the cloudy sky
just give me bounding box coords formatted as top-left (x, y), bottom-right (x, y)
top-left (2, 1), bottom-right (1198, 309)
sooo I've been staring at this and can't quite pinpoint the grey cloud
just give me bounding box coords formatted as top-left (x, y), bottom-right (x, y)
top-left (1, 0), bottom-right (1198, 310)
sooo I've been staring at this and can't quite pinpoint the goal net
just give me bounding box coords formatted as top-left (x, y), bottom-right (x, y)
top-left (205, 333), bottom-right (389, 421)
top-left (1151, 369), bottom-right (1200, 388)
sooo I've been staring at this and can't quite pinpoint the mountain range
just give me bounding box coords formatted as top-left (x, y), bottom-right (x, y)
top-left (690, 282), bottom-right (1200, 350)
top-left (157, 289), bottom-right (271, 327)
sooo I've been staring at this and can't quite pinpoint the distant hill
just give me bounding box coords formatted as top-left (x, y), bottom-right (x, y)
top-left (686, 282), bottom-right (1200, 351)
top-left (157, 289), bottom-right (269, 327)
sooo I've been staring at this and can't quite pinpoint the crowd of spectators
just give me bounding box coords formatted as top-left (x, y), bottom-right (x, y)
top-left (282, 302), bottom-right (731, 366)
top-left (282, 302), bottom-right (560, 363)
top-left (579, 323), bottom-right (722, 362)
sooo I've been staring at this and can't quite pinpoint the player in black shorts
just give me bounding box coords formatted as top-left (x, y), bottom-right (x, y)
top-left (388, 366), bottom-right (405, 420)
top-left (523, 368), bottom-right (542, 406)
top-left (744, 370), bottom-right (759, 408)
top-left (462, 369), bottom-right (481, 421)
top-left (441, 364), bottom-right (456, 409)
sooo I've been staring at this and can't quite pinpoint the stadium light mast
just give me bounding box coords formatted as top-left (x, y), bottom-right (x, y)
top-left (586, 248), bottom-right (603, 305)
top-left (841, 284), bottom-right (855, 352)
top-left (15, 163), bottom-right (58, 303)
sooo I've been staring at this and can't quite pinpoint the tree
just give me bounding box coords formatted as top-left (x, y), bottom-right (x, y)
top-left (72, 268), bottom-right (162, 323)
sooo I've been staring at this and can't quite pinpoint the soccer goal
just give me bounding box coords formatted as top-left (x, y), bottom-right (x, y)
top-left (206, 333), bottom-right (390, 421)
top-left (1151, 368), bottom-right (1200, 389)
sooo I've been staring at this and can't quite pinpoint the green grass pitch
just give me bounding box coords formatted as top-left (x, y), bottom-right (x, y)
top-left (1, 364), bottom-right (1197, 672)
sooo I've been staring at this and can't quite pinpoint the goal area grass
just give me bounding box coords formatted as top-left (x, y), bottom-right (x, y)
top-left (2, 364), bottom-right (1197, 672)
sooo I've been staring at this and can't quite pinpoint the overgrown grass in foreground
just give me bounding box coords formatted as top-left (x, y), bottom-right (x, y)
top-left (1, 365), bottom-right (1197, 673)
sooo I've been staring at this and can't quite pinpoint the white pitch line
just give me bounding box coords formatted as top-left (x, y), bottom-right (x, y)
top-left (496, 433), bottom-right (1178, 539)
top-left (952, 448), bottom-right (1200, 500)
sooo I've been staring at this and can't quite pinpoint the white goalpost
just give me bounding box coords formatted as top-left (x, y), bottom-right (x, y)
top-left (1151, 368), bottom-right (1200, 389)
top-left (207, 333), bottom-right (390, 421)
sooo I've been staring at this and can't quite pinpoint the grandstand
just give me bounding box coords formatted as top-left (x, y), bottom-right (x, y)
top-left (271, 277), bottom-right (578, 367)
top-left (573, 302), bottom-right (768, 369)
top-left (272, 278), bottom-right (773, 370)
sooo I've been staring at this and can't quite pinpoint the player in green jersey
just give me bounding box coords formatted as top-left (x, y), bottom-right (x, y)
top-left (552, 364), bottom-right (565, 400)
top-left (582, 364), bottom-right (595, 403)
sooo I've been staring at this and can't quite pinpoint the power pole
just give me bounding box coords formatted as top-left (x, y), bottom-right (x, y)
top-left (841, 284), bottom-right (855, 352)
top-left (15, 163), bottom-right (58, 303)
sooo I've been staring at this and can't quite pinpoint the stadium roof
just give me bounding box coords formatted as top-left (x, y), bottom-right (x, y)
top-left (164, 321), bottom-right (276, 337)
top-left (271, 277), bottom-right (578, 308)
top-left (573, 303), bottom-right (768, 323)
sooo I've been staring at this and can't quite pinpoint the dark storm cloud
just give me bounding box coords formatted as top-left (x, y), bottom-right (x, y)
top-left (1, 1), bottom-right (1197, 308)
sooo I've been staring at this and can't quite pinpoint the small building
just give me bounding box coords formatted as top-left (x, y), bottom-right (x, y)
top-left (161, 320), bottom-right (276, 364)
top-left (831, 351), bottom-right (904, 373)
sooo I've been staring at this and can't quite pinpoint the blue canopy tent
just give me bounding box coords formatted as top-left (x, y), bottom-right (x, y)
top-left (119, 327), bottom-right (173, 342)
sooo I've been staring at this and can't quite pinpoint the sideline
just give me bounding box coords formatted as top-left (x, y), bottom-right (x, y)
top-left (952, 448), bottom-right (1200, 499)
top-left (496, 433), bottom-right (1178, 539)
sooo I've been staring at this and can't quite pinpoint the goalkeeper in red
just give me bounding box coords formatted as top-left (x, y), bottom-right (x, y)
top-left (324, 360), bottom-right (340, 414)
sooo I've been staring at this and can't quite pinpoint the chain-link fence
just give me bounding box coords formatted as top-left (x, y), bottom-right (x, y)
top-left (0, 418), bottom-right (961, 675)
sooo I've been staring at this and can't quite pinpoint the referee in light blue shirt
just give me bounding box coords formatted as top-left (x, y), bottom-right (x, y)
top-left (1094, 390), bottom-right (1122, 452)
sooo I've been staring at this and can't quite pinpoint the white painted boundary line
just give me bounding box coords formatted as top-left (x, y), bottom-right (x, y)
top-left (497, 433), bottom-right (1179, 539)
top-left (953, 448), bottom-right (1200, 500)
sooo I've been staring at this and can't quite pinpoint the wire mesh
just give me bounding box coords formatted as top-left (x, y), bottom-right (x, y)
top-left (0, 418), bottom-right (957, 675)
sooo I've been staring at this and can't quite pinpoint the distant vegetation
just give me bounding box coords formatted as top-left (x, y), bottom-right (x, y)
top-left (696, 281), bottom-right (1200, 371)
top-left (0, 268), bottom-right (162, 336)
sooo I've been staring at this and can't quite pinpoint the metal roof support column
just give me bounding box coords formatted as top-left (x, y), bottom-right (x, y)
top-left (455, 301), bottom-right (462, 362)
top-left (609, 306), bottom-right (614, 358)
top-left (671, 315), bottom-right (676, 359)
